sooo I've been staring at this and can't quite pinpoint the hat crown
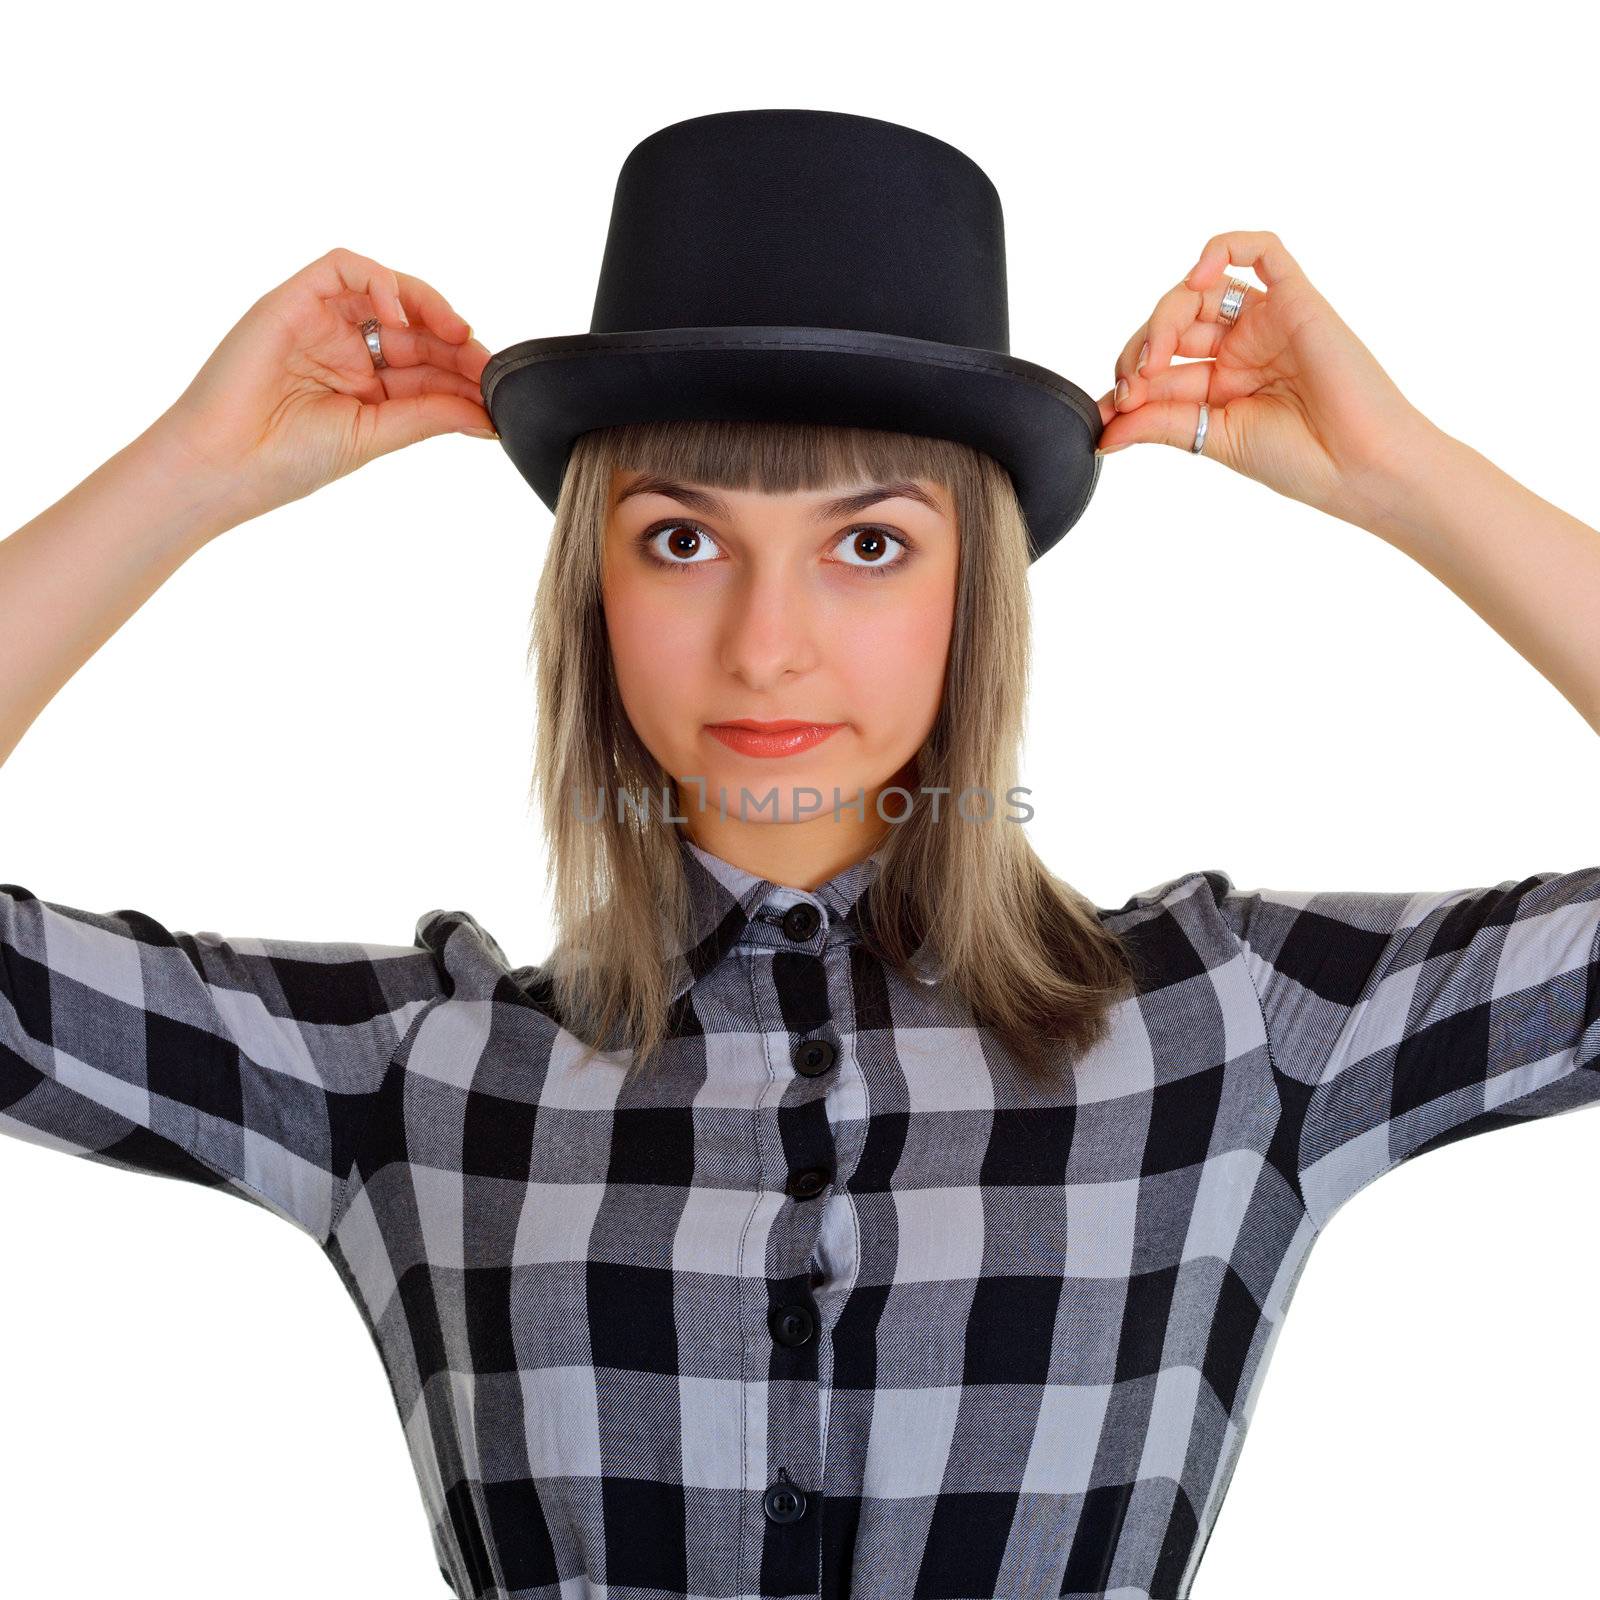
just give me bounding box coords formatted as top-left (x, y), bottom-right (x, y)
top-left (589, 109), bottom-right (1010, 353)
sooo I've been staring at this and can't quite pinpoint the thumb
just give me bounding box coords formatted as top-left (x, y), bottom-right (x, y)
top-left (1097, 396), bottom-right (1208, 456)
top-left (365, 393), bottom-right (499, 459)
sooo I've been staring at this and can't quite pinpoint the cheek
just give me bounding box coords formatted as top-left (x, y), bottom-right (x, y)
top-left (602, 576), bottom-right (708, 733)
top-left (839, 598), bottom-right (952, 733)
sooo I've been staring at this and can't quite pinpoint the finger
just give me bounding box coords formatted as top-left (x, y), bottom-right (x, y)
top-left (299, 247), bottom-right (412, 330)
top-left (1187, 276), bottom-right (1268, 334)
top-left (1114, 313), bottom-right (1212, 385)
top-left (392, 268), bottom-right (473, 343)
top-left (1120, 233), bottom-right (1292, 409)
top-left (313, 256), bottom-right (475, 346)
top-left (1113, 322), bottom-right (1152, 393)
top-left (366, 391), bottom-right (498, 459)
top-left (1097, 362), bottom-right (1225, 456)
top-left (1183, 229), bottom-right (1303, 293)
top-left (455, 337), bottom-right (493, 382)
top-left (372, 333), bottom-right (492, 385)
top-left (326, 295), bottom-right (474, 371)
top-left (1118, 263), bottom-right (1270, 407)
top-left (1098, 362), bottom-right (1209, 429)
top-left (1113, 280), bottom-right (1193, 383)
top-left (1099, 398), bottom-right (1223, 460)
top-left (1169, 320), bottom-right (1228, 362)
top-left (1111, 323), bottom-right (1226, 414)
top-left (344, 317), bottom-right (492, 383)
top-left (370, 365), bottom-right (488, 407)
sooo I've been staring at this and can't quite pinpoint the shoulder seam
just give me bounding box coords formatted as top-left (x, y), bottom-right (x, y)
top-left (322, 981), bottom-right (454, 1248)
top-left (1207, 880), bottom-right (1307, 1227)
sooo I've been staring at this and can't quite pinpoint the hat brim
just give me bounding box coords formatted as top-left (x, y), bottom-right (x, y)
top-left (480, 325), bottom-right (1103, 562)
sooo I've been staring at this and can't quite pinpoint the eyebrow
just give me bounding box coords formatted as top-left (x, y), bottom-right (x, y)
top-left (612, 474), bottom-right (944, 523)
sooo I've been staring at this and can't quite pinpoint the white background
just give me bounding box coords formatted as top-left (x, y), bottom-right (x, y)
top-left (2, 2), bottom-right (1597, 1595)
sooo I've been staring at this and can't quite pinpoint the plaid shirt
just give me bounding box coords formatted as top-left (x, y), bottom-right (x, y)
top-left (3, 838), bottom-right (1599, 1600)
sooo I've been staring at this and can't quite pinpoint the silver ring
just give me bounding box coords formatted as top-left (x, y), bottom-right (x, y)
top-left (1217, 277), bottom-right (1251, 326)
top-left (360, 316), bottom-right (389, 370)
top-left (1191, 402), bottom-right (1209, 455)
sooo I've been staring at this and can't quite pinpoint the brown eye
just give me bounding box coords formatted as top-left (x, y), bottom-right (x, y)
top-left (834, 526), bottom-right (911, 574)
top-left (639, 522), bottom-right (721, 568)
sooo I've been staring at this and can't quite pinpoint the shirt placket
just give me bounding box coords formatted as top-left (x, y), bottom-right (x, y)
top-left (738, 887), bottom-right (850, 1600)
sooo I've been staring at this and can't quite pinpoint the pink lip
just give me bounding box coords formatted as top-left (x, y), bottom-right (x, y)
top-left (705, 721), bottom-right (845, 759)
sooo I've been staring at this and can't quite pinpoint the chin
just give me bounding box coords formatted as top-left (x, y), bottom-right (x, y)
top-left (696, 762), bottom-right (870, 824)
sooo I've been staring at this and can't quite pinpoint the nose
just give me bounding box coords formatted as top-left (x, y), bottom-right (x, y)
top-left (715, 565), bottom-right (821, 689)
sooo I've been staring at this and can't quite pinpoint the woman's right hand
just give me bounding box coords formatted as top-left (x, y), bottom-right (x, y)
top-left (149, 247), bottom-right (496, 527)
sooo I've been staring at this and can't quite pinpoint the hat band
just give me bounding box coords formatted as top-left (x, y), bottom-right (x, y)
top-left (482, 324), bottom-right (1099, 436)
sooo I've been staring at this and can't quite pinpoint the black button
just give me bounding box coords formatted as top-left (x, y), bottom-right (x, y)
top-left (781, 902), bottom-right (821, 941)
top-left (769, 1302), bottom-right (817, 1347)
top-left (794, 1038), bottom-right (836, 1077)
top-left (762, 1470), bottom-right (808, 1523)
top-left (787, 1167), bottom-right (830, 1200)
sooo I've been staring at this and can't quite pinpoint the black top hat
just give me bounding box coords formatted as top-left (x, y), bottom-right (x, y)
top-left (480, 108), bottom-right (1103, 562)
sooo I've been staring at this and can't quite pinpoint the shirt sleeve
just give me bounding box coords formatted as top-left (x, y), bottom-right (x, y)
top-left (0, 883), bottom-right (448, 1246)
top-left (1202, 867), bottom-right (1600, 1231)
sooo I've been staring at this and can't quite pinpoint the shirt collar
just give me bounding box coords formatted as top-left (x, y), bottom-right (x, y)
top-left (663, 831), bottom-right (941, 1003)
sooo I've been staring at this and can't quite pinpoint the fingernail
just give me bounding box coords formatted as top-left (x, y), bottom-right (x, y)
top-left (1115, 377), bottom-right (1129, 406)
top-left (461, 427), bottom-right (498, 439)
top-left (1137, 341), bottom-right (1149, 373)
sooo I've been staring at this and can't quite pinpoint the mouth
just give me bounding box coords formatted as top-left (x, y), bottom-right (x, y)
top-left (710, 719), bottom-right (839, 732)
top-left (704, 720), bottom-right (846, 759)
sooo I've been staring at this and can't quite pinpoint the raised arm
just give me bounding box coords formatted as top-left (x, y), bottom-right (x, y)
top-left (1096, 230), bottom-right (1600, 1229)
top-left (1094, 227), bottom-right (1600, 737)
top-left (0, 245), bottom-right (495, 767)
top-left (0, 248), bottom-right (493, 1241)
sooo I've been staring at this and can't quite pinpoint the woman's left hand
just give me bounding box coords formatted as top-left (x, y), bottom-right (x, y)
top-left (1096, 230), bottom-right (1439, 529)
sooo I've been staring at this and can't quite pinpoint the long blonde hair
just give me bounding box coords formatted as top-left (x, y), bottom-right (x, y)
top-left (527, 418), bottom-right (1145, 1086)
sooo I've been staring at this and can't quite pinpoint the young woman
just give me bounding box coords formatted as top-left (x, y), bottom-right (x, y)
top-left (3, 165), bottom-right (1598, 1600)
